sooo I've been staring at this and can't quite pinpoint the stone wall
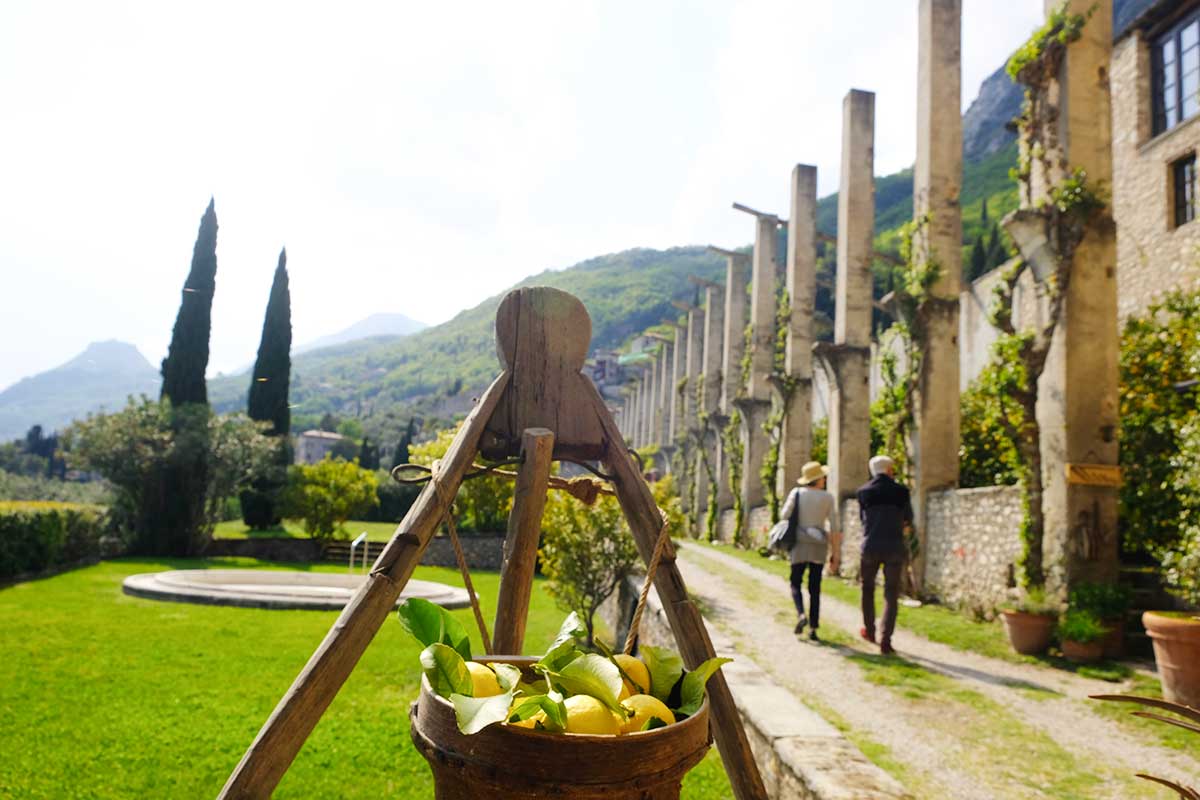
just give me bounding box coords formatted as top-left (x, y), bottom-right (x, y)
top-left (715, 505), bottom-right (775, 548)
top-left (419, 534), bottom-right (506, 571)
top-left (1112, 31), bottom-right (1200, 320)
top-left (835, 487), bottom-right (1024, 613)
top-left (204, 534), bottom-right (507, 570)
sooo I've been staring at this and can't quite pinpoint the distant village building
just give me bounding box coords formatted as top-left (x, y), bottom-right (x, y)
top-left (294, 430), bottom-right (345, 464)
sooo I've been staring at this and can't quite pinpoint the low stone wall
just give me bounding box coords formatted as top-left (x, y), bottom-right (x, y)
top-left (834, 487), bottom-right (1023, 613)
top-left (924, 486), bottom-right (1023, 613)
top-left (204, 534), bottom-right (507, 570)
top-left (715, 505), bottom-right (774, 547)
top-left (205, 537), bottom-right (322, 562)
top-left (419, 534), bottom-right (506, 571)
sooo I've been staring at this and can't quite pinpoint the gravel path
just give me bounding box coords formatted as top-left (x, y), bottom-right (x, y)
top-left (676, 541), bottom-right (1200, 799)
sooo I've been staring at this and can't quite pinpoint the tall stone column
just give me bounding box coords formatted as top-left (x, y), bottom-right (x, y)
top-left (733, 204), bottom-right (780, 514)
top-left (672, 302), bottom-right (705, 517)
top-left (669, 322), bottom-right (684, 446)
top-left (1038, 0), bottom-right (1119, 590)
top-left (656, 337), bottom-right (674, 449)
top-left (691, 278), bottom-right (725, 529)
top-left (782, 164), bottom-right (818, 490)
top-left (710, 248), bottom-right (750, 512)
top-left (629, 380), bottom-right (641, 448)
top-left (816, 89), bottom-right (875, 507)
top-left (909, 0), bottom-right (963, 587)
top-left (640, 364), bottom-right (655, 449)
top-left (648, 350), bottom-right (662, 448)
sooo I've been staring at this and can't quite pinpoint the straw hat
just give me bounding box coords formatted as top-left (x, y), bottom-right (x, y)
top-left (797, 461), bottom-right (829, 486)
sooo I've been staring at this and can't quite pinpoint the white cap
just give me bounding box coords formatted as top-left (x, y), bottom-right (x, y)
top-left (869, 455), bottom-right (895, 477)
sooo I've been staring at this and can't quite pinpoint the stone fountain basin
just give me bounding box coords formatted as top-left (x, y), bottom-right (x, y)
top-left (122, 569), bottom-right (470, 611)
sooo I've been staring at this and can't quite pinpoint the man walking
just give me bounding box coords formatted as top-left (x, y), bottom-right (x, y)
top-left (857, 455), bottom-right (912, 655)
top-left (779, 461), bottom-right (841, 641)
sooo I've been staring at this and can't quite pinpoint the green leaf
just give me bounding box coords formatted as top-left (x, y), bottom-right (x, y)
top-left (419, 643), bottom-right (472, 699)
top-left (451, 689), bottom-right (514, 734)
top-left (676, 657), bottom-right (732, 716)
top-left (398, 599), bottom-right (471, 660)
top-left (488, 662), bottom-right (522, 693)
top-left (641, 716), bottom-right (670, 732)
top-left (640, 645), bottom-right (684, 704)
top-left (537, 612), bottom-right (587, 672)
top-left (546, 653), bottom-right (625, 715)
top-left (507, 692), bottom-right (567, 732)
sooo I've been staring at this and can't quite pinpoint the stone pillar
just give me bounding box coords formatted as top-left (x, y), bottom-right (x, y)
top-left (640, 365), bottom-right (654, 449)
top-left (712, 249), bottom-right (750, 511)
top-left (634, 377), bottom-right (646, 448)
top-left (910, 0), bottom-right (963, 587)
top-left (783, 164), bottom-right (818, 490)
top-left (734, 206), bottom-right (780, 514)
top-left (669, 323), bottom-right (684, 445)
top-left (818, 89), bottom-right (875, 507)
top-left (683, 305), bottom-right (704, 436)
top-left (693, 279), bottom-right (725, 528)
top-left (656, 339), bottom-right (673, 449)
top-left (1038, 0), bottom-right (1119, 591)
top-left (646, 351), bottom-right (660, 448)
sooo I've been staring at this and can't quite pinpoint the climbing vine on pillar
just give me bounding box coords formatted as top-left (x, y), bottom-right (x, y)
top-left (722, 408), bottom-right (746, 546)
top-left (760, 286), bottom-right (799, 522)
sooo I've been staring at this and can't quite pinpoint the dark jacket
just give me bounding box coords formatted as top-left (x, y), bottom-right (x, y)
top-left (856, 474), bottom-right (913, 558)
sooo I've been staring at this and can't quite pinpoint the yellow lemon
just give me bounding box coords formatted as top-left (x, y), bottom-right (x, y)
top-left (619, 694), bottom-right (675, 734)
top-left (563, 695), bottom-right (621, 735)
top-left (466, 661), bottom-right (502, 698)
top-left (613, 654), bottom-right (651, 700)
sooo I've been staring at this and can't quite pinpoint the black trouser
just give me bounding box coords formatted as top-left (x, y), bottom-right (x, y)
top-left (789, 562), bottom-right (824, 628)
top-left (861, 553), bottom-right (904, 642)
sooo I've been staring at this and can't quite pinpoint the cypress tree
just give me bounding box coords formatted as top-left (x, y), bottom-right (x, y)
top-left (242, 249), bottom-right (293, 529)
top-left (985, 223), bottom-right (1007, 270)
top-left (391, 418), bottom-right (417, 469)
top-left (358, 437), bottom-right (380, 470)
top-left (980, 196), bottom-right (989, 225)
top-left (969, 237), bottom-right (987, 282)
top-left (161, 199), bottom-right (218, 405)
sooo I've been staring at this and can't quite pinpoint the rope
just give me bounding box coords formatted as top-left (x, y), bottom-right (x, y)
top-left (623, 507), bottom-right (671, 656)
top-left (445, 508), bottom-right (493, 655)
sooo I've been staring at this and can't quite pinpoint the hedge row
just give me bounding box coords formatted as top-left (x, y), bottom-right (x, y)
top-left (0, 502), bottom-right (111, 579)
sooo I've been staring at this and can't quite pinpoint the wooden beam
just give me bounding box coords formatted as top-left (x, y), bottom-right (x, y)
top-left (688, 274), bottom-right (722, 290)
top-left (731, 201), bottom-right (781, 222)
top-left (218, 372), bottom-right (511, 800)
top-left (491, 428), bottom-right (556, 654)
top-left (583, 383), bottom-right (769, 800)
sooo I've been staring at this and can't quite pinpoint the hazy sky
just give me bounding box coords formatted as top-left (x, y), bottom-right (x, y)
top-left (0, 0), bottom-right (1044, 391)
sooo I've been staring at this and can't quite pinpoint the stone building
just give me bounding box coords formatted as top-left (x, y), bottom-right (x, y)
top-left (294, 430), bottom-right (345, 464)
top-left (1112, 0), bottom-right (1200, 318)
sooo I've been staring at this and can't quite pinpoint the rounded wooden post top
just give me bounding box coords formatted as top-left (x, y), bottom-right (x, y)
top-left (495, 286), bottom-right (592, 372)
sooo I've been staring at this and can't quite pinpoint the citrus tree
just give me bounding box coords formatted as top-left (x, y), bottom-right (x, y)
top-left (281, 458), bottom-right (378, 541)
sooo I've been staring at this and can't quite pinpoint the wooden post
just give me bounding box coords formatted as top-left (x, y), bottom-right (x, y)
top-left (585, 384), bottom-right (769, 800)
top-left (218, 373), bottom-right (510, 800)
top-left (491, 427), bottom-right (556, 654)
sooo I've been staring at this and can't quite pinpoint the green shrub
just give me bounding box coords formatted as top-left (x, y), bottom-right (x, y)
top-left (0, 502), bottom-right (110, 578)
top-left (409, 427), bottom-right (511, 532)
top-left (281, 458), bottom-right (378, 542)
top-left (1056, 609), bottom-right (1108, 644)
top-left (0, 469), bottom-right (111, 505)
top-left (1068, 582), bottom-right (1132, 620)
top-left (1005, 586), bottom-right (1058, 616)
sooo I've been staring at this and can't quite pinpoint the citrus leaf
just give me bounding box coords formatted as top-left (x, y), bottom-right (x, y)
top-left (641, 715), bottom-right (670, 732)
top-left (537, 612), bottom-right (587, 672)
top-left (676, 657), bottom-right (731, 716)
top-left (546, 653), bottom-right (625, 714)
top-left (419, 643), bottom-right (472, 699)
top-left (640, 645), bottom-right (684, 704)
top-left (398, 599), bottom-right (471, 659)
top-left (451, 689), bottom-right (514, 734)
top-left (488, 662), bottom-right (522, 693)
top-left (507, 693), bottom-right (567, 732)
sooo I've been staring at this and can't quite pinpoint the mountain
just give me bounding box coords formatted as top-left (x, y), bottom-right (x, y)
top-left (208, 247), bottom-right (726, 438)
top-left (962, 65), bottom-right (1022, 163)
top-left (296, 313), bottom-right (427, 354)
top-left (0, 341), bottom-right (160, 440)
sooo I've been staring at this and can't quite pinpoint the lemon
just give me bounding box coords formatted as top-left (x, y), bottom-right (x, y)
top-left (619, 694), bottom-right (675, 734)
top-left (563, 694), bottom-right (621, 735)
top-left (466, 661), bottom-right (502, 698)
top-left (613, 654), bottom-right (651, 700)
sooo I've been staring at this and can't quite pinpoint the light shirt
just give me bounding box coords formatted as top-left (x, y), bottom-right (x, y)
top-left (779, 486), bottom-right (839, 565)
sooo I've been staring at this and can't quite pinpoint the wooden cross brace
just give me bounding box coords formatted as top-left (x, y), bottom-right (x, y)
top-left (218, 286), bottom-right (767, 800)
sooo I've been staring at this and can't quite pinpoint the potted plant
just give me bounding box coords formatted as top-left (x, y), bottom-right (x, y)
top-left (1144, 532), bottom-right (1200, 707)
top-left (1056, 609), bottom-right (1108, 663)
top-left (1069, 582), bottom-right (1132, 658)
top-left (1000, 587), bottom-right (1058, 655)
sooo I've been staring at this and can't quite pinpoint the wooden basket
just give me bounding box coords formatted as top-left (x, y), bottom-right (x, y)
top-left (409, 656), bottom-right (712, 800)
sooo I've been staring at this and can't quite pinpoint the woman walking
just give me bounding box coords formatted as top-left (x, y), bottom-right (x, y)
top-left (779, 461), bottom-right (842, 641)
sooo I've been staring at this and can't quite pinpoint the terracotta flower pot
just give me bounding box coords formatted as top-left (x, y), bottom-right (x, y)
top-left (1001, 610), bottom-right (1055, 655)
top-left (1061, 638), bottom-right (1104, 663)
top-left (1100, 617), bottom-right (1126, 659)
top-left (1143, 611), bottom-right (1200, 708)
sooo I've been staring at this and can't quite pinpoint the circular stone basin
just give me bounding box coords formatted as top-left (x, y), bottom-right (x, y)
top-left (122, 569), bottom-right (470, 611)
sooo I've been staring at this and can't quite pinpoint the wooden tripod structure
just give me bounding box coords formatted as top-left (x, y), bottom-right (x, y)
top-left (218, 287), bottom-right (768, 800)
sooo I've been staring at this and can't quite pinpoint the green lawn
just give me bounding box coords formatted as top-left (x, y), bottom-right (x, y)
top-left (0, 559), bottom-right (731, 799)
top-left (686, 540), bottom-right (1132, 681)
top-left (213, 519), bottom-right (399, 541)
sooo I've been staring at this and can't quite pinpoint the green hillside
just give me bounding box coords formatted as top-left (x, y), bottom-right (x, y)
top-left (209, 247), bottom-right (726, 439)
